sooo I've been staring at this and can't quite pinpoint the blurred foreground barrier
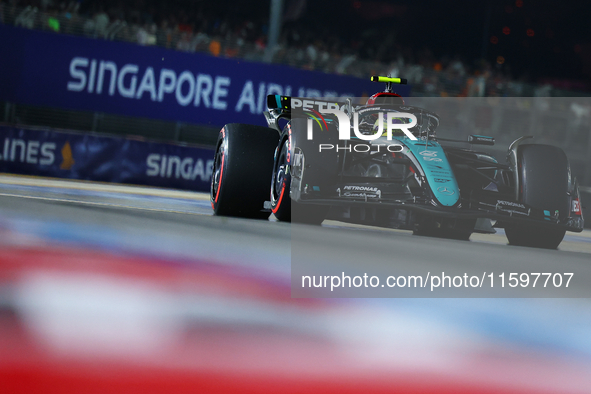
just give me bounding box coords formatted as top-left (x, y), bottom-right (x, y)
top-left (0, 125), bottom-right (213, 192)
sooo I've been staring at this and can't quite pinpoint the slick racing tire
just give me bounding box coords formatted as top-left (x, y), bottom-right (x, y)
top-left (270, 134), bottom-right (328, 225)
top-left (504, 144), bottom-right (568, 249)
top-left (211, 123), bottom-right (279, 219)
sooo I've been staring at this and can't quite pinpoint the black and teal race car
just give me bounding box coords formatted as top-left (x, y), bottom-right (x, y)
top-left (210, 76), bottom-right (584, 249)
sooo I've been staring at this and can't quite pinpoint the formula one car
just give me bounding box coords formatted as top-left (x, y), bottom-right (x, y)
top-left (211, 76), bottom-right (584, 249)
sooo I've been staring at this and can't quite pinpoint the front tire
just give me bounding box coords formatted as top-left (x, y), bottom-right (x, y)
top-left (505, 225), bottom-right (565, 249)
top-left (504, 144), bottom-right (568, 249)
top-left (211, 123), bottom-right (278, 219)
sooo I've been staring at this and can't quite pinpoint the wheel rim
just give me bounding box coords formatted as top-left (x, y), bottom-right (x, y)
top-left (211, 140), bottom-right (225, 203)
top-left (271, 139), bottom-right (289, 204)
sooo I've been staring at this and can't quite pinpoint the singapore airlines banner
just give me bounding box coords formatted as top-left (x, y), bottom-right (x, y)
top-left (0, 126), bottom-right (214, 192)
top-left (0, 25), bottom-right (409, 127)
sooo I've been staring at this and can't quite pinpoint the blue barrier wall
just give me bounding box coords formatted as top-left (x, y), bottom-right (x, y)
top-left (0, 25), bottom-right (410, 128)
top-left (0, 126), bottom-right (214, 192)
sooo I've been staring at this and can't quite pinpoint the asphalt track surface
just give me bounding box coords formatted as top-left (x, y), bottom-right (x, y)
top-left (1, 174), bottom-right (590, 297)
top-left (2, 174), bottom-right (591, 392)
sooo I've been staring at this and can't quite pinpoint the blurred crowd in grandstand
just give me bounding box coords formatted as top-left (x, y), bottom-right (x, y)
top-left (0, 0), bottom-right (586, 97)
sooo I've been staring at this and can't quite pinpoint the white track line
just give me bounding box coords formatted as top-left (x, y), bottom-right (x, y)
top-left (0, 174), bottom-right (209, 200)
top-left (0, 192), bottom-right (206, 215)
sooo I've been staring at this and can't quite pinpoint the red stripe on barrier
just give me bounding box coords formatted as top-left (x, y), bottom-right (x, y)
top-left (0, 362), bottom-right (542, 394)
top-left (0, 246), bottom-right (310, 307)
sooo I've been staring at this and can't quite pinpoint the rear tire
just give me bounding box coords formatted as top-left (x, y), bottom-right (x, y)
top-left (504, 144), bottom-right (568, 249)
top-left (211, 123), bottom-right (278, 219)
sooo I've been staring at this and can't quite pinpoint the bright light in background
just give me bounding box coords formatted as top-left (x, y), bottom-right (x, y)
top-left (515, 0), bottom-right (524, 8)
top-left (526, 29), bottom-right (535, 37)
top-left (497, 56), bottom-right (506, 65)
top-left (490, 36), bottom-right (498, 44)
top-left (503, 26), bottom-right (511, 35)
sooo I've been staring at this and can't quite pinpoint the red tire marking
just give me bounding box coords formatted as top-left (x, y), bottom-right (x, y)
top-left (272, 182), bottom-right (285, 214)
top-left (214, 153), bottom-right (225, 204)
top-left (213, 127), bottom-right (226, 205)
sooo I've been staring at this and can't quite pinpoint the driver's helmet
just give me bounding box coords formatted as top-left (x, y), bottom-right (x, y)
top-left (358, 92), bottom-right (406, 137)
top-left (366, 92), bottom-right (405, 106)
